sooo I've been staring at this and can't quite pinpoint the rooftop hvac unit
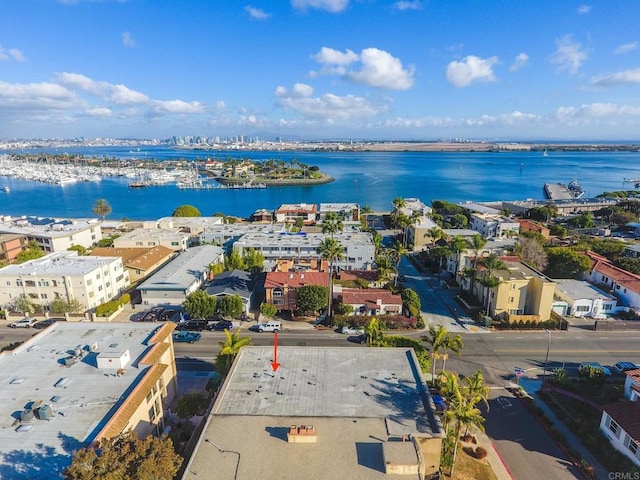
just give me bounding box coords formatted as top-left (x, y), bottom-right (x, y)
top-left (55, 377), bottom-right (70, 388)
top-left (20, 409), bottom-right (35, 422)
top-left (37, 405), bottom-right (53, 421)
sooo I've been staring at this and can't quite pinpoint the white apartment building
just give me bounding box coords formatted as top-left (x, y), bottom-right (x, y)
top-left (113, 228), bottom-right (190, 252)
top-left (0, 251), bottom-right (130, 312)
top-left (318, 203), bottom-right (361, 223)
top-left (469, 213), bottom-right (520, 238)
top-left (0, 215), bottom-right (103, 252)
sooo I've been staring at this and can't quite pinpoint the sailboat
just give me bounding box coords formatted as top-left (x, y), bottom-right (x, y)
top-left (2, 185), bottom-right (9, 193)
top-left (543, 149), bottom-right (548, 157)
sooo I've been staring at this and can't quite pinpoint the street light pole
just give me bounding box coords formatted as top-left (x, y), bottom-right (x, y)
top-left (542, 329), bottom-right (551, 386)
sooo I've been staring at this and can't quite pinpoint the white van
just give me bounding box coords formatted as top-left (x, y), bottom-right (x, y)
top-left (258, 320), bottom-right (282, 333)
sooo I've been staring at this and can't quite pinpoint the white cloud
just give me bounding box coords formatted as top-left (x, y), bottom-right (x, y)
top-left (245, 6), bottom-right (271, 20)
top-left (0, 80), bottom-right (76, 109)
top-left (393, 1), bottom-right (422, 11)
top-left (0, 45), bottom-right (26, 62)
top-left (555, 102), bottom-right (640, 126)
top-left (275, 84), bottom-right (383, 120)
top-left (509, 53), bottom-right (529, 72)
top-left (577, 4), bottom-right (591, 14)
top-left (312, 47), bottom-right (414, 90)
top-left (590, 68), bottom-right (640, 87)
top-left (446, 55), bottom-right (498, 87)
top-left (614, 42), bottom-right (638, 55)
top-left (152, 99), bottom-right (204, 114)
top-left (56, 72), bottom-right (149, 105)
top-left (291, 0), bottom-right (349, 12)
top-left (550, 35), bottom-right (588, 74)
top-left (346, 48), bottom-right (414, 90)
top-left (121, 31), bottom-right (136, 48)
top-left (85, 107), bottom-right (113, 117)
top-left (313, 47), bottom-right (358, 66)
top-left (215, 100), bottom-right (226, 110)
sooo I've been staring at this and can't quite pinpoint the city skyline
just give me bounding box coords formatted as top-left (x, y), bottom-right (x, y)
top-left (2, 1), bottom-right (640, 140)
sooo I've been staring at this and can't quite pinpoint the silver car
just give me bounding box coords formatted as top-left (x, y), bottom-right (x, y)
top-left (9, 317), bottom-right (37, 328)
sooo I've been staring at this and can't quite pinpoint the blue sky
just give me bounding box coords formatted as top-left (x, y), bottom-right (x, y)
top-left (2, 0), bottom-right (640, 140)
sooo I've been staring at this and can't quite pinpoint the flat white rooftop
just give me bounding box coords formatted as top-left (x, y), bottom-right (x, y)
top-left (0, 322), bottom-right (165, 479)
top-left (0, 251), bottom-right (120, 276)
top-left (0, 216), bottom-right (99, 238)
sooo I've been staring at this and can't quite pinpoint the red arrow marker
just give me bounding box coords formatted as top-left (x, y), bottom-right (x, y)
top-left (271, 331), bottom-right (280, 372)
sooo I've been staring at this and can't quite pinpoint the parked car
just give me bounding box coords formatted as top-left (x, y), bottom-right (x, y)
top-left (209, 320), bottom-right (233, 331)
top-left (33, 318), bottom-right (66, 329)
top-left (579, 362), bottom-right (611, 376)
top-left (613, 361), bottom-right (640, 374)
top-left (257, 321), bottom-right (282, 333)
top-left (158, 309), bottom-right (180, 322)
top-left (129, 311), bottom-right (146, 322)
top-left (175, 319), bottom-right (207, 332)
top-left (8, 317), bottom-right (37, 328)
top-left (173, 331), bottom-right (202, 343)
top-left (347, 333), bottom-right (369, 344)
top-left (341, 325), bottom-right (365, 335)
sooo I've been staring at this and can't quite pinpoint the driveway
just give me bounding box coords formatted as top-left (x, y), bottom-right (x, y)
top-left (484, 389), bottom-right (582, 480)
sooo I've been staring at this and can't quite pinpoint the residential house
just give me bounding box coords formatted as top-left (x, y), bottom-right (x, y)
top-left (600, 401), bottom-right (640, 466)
top-left (264, 271), bottom-right (328, 313)
top-left (468, 212), bottom-right (520, 238)
top-left (205, 269), bottom-right (255, 315)
top-left (407, 216), bottom-right (440, 252)
top-left (553, 279), bottom-right (617, 318)
top-left (339, 269), bottom-right (381, 288)
top-left (586, 251), bottom-right (640, 310)
top-left (453, 237), bottom-right (517, 286)
top-left (623, 244), bottom-right (640, 259)
top-left (91, 245), bottom-right (176, 282)
top-left (517, 219), bottom-right (550, 239)
top-left (0, 215), bottom-right (102, 252)
top-left (113, 228), bottom-right (190, 252)
top-left (137, 245), bottom-right (224, 305)
top-left (471, 256), bottom-right (556, 322)
top-left (397, 197), bottom-right (431, 217)
top-left (155, 216), bottom-right (224, 235)
top-left (0, 233), bottom-right (28, 263)
top-left (250, 209), bottom-right (274, 223)
top-left (0, 251), bottom-right (130, 312)
top-left (318, 203), bottom-right (360, 223)
top-left (624, 369), bottom-right (640, 402)
top-left (340, 288), bottom-right (403, 316)
top-left (274, 203), bottom-right (318, 225)
top-left (0, 322), bottom-right (179, 475)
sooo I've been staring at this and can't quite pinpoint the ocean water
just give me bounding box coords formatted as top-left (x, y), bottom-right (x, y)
top-left (1, 147), bottom-right (639, 220)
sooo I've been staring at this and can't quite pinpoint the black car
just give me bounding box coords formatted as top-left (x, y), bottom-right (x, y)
top-left (158, 309), bottom-right (179, 322)
top-left (209, 320), bottom-right (233, 331)
top-left (176, 319), bottom-right (207, 331)
top-left (33, 318), bottom-right (66, 329)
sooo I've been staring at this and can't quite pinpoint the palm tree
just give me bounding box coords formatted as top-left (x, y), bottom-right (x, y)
top-left (374, 254), bottom-right (395, 284)
top-left (461, 370), bottom-right (490, 414)
top-left (365, 316), bottom-right (384, 346)
top-left (440, 332), bottom-right (463, 373)
top-left (447, 235), bottom-right (471, 280)
top-left (215, 328), bottom-right (252, 377)
top-left (391, 241), bottom-right (408, 287)
top-left (320, 211), bottom-right (343, 238)
top-left (316, 237), bottom-right (345, 323)
top-left (92, 198), bottom-right (112, 221)
top-left (424, 227), bottom-right (443, 248)
top-left (467, 234), bottom-right (488, 294)
top-left (479, 254), bottom-right (509, 313)
top-left (421, 325), bottom-right (448, 381)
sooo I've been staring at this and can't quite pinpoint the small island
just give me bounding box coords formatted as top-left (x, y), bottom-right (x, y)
top-left (203, 157), bottom-right (334, 187)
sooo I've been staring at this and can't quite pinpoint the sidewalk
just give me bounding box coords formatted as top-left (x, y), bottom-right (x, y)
top-left (518, 378), bottom-right (609, 480)
top-left (473, 430), bottom-right (514, 480)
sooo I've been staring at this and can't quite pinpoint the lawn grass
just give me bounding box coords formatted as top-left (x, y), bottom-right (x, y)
top-left (451, 444), bottom-right (498, 480)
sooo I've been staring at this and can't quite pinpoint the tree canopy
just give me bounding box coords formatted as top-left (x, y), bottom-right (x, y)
top-left (183, 290), bottom-right (216, 319)
top-left (296, 285), bottom-right (328, 316)
top-left (217, 294), bottom-right (243, 318)
top-left (92, 198), bottom-right (112, 221)
top-left (63, 431), bottom-right (182, 480)
top-left (16, 240), bottom-right (45, 264)
top-left (544, 247), bottom-right (591, 279)
top-left (176, 392), bottom-right (208, 418)
top-left (172, 204), bottom-right (201, 217)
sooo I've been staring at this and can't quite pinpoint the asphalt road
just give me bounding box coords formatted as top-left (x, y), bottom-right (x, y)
top-left (485, 390), bottom-right (582, 480)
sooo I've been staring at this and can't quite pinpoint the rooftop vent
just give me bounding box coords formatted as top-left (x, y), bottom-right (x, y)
top-left (287, 424), bottom-right (317, 443)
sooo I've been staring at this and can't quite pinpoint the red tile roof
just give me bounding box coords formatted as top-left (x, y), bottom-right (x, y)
top-left (341, 288), bottom-right (402, 306)
top-left (603, 401), bottom-right (640, 442)
top-left (265, 271), bottom-right (328, 288)
top-left (626, 369), bottom-right (640, 383)
top-left (586, 251), bottom-right (640, 293)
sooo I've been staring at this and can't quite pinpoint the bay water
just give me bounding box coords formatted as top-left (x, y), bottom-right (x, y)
top-left (1, 147), bottom-right (638, 220)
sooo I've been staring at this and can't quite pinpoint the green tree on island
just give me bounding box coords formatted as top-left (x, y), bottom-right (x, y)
top-left (172, 204), bottom-right (201, 217)
top-left (92, 198), bottom-right (112, 221)
top-left (63, 430), bottom-right (182, 480)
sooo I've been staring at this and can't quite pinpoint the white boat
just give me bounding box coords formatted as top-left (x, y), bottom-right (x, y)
top-left (543, 149), bottom-right (548, 157)
top-left (2, 185), bottom-right (9, 192)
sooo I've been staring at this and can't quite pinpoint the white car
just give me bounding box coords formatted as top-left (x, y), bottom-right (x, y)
top-left (9, 317), bottom-right (37, 328)
top-left (341, 325), bottom-right (365, 335)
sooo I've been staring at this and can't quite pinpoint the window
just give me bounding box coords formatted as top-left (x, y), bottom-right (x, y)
top-left (16, 279), bottom-right (23, 286)
top-left (146, 391), bottom-right (153, 403)
top-left (28, 293), bottom-right (38, 299)
top-left (148, 405), bottom-right (156, 421)
top-left (40, 293), bottom-right (47, 299)
top-left (38, 280), bottom-right (49, 287)
top-left (98, 285), bottom-right (103, 292)
top-left (629, 436), bottom-right (638, 455)
top-left (273, 299), bottom-right (283, 305)
top-left (116, 274), bottom-right (124, 282)
top-left (88, 291), bottom-right (95, 298)
top-left (576, 305), bottom-right (589, 312)
top-left (86, 279), bottom-right (93, 286)
top-left (136, 242), bottom-right (143, 246)
top-left (5, 281), bottom-right (10, 286)
top-left (273, 288), bottom-right (283, 297)
top-left (171, 242), bottom-right (179, 246)
top-left (25, 280), bottom-right (36, 287)
top-left (511, 284), bottom-right (516, 290)
top-left (616, 285), bottom-right (621, 290)
top-left (609, 418), bottom-right (619, 435)
top-left (51, 280), bottom-right (57, 287)
top-left (509, 297), bottom-right (514, 302)
top-left (604, 304), bottom-right (612, 311)
top-left (96, 273), bottom-right (101, 279)
top-left (601, 275), bottom-right (606, 282)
